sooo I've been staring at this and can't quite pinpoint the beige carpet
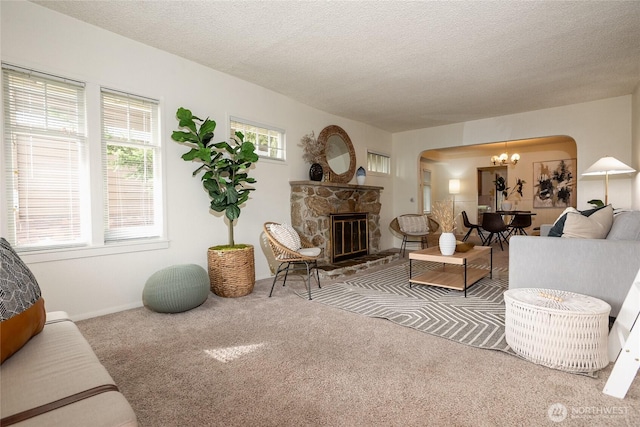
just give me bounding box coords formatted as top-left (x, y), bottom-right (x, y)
top-left (78, 244), bottom-right (639, 426)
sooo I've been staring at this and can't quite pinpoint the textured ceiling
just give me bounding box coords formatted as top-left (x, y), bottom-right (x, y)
top-left (33, 1), bottom-right (640, 133)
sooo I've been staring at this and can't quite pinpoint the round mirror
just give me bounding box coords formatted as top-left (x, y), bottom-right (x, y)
top-left (317, 125), bottom-right (356, 183)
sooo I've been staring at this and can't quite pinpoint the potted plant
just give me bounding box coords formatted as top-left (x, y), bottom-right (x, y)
top-left (507, 178), bottom-right (526, 199)
top-left (299, 131), bottom-right (325, 181)
top-left (172, 107), bottom-right (259, 297)
top-left (493, 175), bottom-right (509, 210)
top-left (503, 178), bottom-right (526, 210)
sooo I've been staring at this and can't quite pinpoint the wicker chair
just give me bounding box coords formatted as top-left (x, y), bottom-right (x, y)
top-left (390, 214), bottom-right (438, 257)
top-left (461, 210), bottom-right (485, 242)
top-left (263, 222), bottom-right (322, 300)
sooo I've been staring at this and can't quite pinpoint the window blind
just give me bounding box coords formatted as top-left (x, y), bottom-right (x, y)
top-left (101, 88), bottom-right (161, 241)
top-left (230, 117), bottom-right (285, 160)
top-left (2, 65), bottom-right (87, 249)
top-left (367, 151), bottom-right (391, 174)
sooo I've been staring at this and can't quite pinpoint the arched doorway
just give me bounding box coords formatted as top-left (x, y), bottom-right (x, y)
top-left (419, 136), bottom-right (577, 232)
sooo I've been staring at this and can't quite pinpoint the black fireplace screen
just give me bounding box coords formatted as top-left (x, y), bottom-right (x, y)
top-left (330, 212), bottom-right (368, 263)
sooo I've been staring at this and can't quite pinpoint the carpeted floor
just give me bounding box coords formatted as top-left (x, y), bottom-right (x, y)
top-left (77, 246), bottom-right (640, 426)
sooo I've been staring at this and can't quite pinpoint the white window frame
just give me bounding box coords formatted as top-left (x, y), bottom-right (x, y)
top-left (367, 150), bottom-right (391, 175)
top-left (2, 64), bottom-right (89, 251)
top-left (230, 116), bottom-right (285, 161)
top-left (101, 88), bottom-right (163, 242)
top-left (422, 168), bottom-right (432, 214)
top-left (1, 63), bottom-right (168, 262)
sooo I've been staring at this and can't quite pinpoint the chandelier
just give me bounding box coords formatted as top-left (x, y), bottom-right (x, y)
top-left (490, 143), bottom-right (520, 166)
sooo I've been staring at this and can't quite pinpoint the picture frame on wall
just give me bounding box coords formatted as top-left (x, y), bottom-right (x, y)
top-left (533, 158), bottom-right (577, 208)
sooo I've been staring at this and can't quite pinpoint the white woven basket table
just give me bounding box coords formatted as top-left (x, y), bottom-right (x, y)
top-left (504, 288), bottom-right (611, 373)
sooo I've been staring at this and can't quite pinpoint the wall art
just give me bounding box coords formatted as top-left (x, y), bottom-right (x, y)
top-left (533, 158), bottom-right (576, 208)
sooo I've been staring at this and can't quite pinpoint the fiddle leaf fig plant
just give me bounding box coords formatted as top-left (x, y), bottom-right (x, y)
top-left (171, 107), bottom-right (259, 247)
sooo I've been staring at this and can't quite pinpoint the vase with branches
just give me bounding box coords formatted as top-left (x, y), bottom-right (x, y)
top-left (430, 200), bottom-right (458, 233)
top-left (299, 131), bottom-right (325, 181)
top-left (430, 200), bottom-right (459, 255)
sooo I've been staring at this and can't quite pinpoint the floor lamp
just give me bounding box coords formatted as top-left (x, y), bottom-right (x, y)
top-left (449, 179), bottom-right (460, 210)
top-left (582, 156), bottom-right (636, 205)
top-left (449, 179), bottom-right (460, 231)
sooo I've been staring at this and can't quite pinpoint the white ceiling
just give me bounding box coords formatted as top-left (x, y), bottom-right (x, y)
top-left (33, 0), bottom-right (640, 133)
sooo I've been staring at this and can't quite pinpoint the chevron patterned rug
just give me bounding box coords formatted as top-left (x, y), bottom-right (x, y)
top-left (302, 261), bottom-right (515, 355)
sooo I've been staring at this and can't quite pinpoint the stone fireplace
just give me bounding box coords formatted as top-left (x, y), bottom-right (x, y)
top-left (290, 181), bottom-right (383, 264)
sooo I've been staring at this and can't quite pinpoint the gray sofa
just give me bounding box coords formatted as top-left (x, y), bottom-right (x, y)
top-left (1, 311), bottom-right (138, 426)
top-left (509, 210), bottom-right (640, 317)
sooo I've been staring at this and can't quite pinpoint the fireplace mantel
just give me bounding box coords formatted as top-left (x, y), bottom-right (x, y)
top-left (289, 180), bottom-right (383, 263)
top-left (289, 180), bottom-right (384, 191)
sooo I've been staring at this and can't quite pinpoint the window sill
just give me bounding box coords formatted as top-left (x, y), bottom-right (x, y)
top-left (18, 239), bottom-right (170, 264)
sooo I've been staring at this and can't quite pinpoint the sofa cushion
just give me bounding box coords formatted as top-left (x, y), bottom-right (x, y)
top-left (607, 211), bottom-right (640, 241)
top-left (1, 315), bottom-right (137, 426)
top-left (548, 205), bottom-right (609, 237)
top-left (561, 204), bottom-right (614, 239)
top-left (1, 238), bottom-right (46, 364)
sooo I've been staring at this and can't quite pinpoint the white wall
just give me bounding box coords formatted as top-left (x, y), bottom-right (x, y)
top-left (393, 96), bottom-right (635, 221)
top-left (1, 1), bottom-right (393, 319)
top-left (633, 83), bottom-right (640, 210)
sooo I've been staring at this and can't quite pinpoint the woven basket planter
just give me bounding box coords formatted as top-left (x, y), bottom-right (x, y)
top-left (207, 245), bottom-right (255, 297)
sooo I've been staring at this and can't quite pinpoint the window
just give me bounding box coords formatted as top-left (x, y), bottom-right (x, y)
top-left (367, 151), bottom-right (391, 174)
top-left (2, 64), bottom-right (166, 256)
top-left (3, 65), bottom-right (87, 249)
top-left (101, 89), bottom-right (162, 241)
top-left (422, 169), bottom-right (432, 213)
top-left (230, 117), bottom-right (284, 160)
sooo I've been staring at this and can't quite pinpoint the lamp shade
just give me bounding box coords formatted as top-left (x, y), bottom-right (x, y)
top-left (449, 179), bottom-right (461, 194)
top-left (582, 156), bottom-right (636, 176)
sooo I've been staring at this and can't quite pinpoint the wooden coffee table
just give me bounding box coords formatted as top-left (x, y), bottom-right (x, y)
top-left (408, 246), bottom-right (492, 297)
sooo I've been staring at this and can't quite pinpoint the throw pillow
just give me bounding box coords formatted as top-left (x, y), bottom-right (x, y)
top-left (607, 211), bottom-right (640, 241)
top-left (1, 238), bottom-right (46, 364)
top-left (269, 224), bottom-right (301, 251)
top-left (548, 207), bottom-right (579, 237)
top-left (397, 215), bottom-right (429, 233)
top-left (561, 205), bottom-right (614, 239)
top-left (548, 205), bottom-right (609, 237)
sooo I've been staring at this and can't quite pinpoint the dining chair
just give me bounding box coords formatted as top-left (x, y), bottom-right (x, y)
top-left (481, 212), bottom-right (509, 251)
top-left (461, 210), bottom-right (485, 242)
top-left (263, 222), bottom-right (322, 300)
top-left (507, 212), bottom-right (533, 237)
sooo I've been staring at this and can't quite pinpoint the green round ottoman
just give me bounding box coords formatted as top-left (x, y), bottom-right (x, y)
top-left (143, 264), bottom-right (209, 313)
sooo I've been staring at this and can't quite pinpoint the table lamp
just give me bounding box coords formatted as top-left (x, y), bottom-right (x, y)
top-left (582, 156), bottom-right (635, 205)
